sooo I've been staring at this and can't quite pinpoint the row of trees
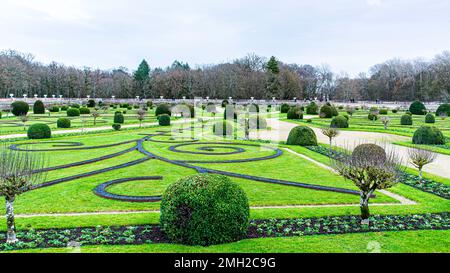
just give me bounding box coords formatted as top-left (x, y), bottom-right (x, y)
top-left (1, 50), bottom-right (449, 101)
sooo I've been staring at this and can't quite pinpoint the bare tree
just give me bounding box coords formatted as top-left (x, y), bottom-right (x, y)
top-left (91, 110), bottom-right (101, 126)
top-left (136, 109), bottom-right (146, 128)
top-left (380, 116), bottom-right (391, 130)
top-left (408, 148), bottom-right (437, 183)
top-left (332, 144), bottom-right (403, 223)
top-left (0, 145), bottom-right (46, 243)
top-left (321, 127), bottom-right (339, 155)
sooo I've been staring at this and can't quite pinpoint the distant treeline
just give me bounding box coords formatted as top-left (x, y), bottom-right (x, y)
top-left (0, 50), bottom-right (449, 102)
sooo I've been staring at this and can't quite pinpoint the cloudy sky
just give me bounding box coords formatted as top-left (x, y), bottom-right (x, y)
top-left (1, 0), bottom-right (449, 75)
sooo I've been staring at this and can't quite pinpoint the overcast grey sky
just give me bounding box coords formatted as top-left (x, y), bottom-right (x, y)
top-left (1, 0), bottom-right (449, 75)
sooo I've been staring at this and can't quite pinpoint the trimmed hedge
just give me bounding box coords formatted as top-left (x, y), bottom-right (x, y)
top-left (436, 103), bottom-right (450, 117)
top-left (213, 120), bottom-right (233, 136)
top-left (87, 99), bottom-right (96, 108)
top-left (368, 113), bottom-right (378, 121)
top-left (57, 118), bottom-right (71, 128)
top-left (79, 107), bottom-right (90, 115)
top-left (425, 113), bottom-right (435, 124)
top-left (158, 114), bottom-right (171, 126)
top-left (330, 116), bottom-right (349, 128)
top-left (287, 106), bottom-right (303, 120)
top-left (155, 104), bottom-right (171, 116)
top-left (49, 106), bottom-right (60, 113)
top-left (221, 99), bottom-right (229, 108)
top-left (412, 126), bottom-right (445, 145)
top-left (66, 108), bottom-right (80, 117)
top-left (306, 102), bottom-right (318, 115)
top-left (379, 109), bottom-right (388, 115)
top-left (319, 105), bottom-right (333, 118)
top-left (71, 103), bottom-right (80, 109)
top-left (160, 174), bottom-right (249, 246)
top-left (33, 100), bottom-right (45, 114)
top-left (11, 101), bottom-right (29, 116)
top-left (286, 126), bottom-right (317, 146)
top-left (114, 113), bottom-right (124, 124)
top-left (27, 123), bottom-right (51, 139)
top-left (112, 123), bottom-right (121, 131)
top-left (280, 103), bottom-right (290, 113)
top-left (409, 101), bottom-right (426, 115)
top-left (400, 114), bottom-right (413, 125)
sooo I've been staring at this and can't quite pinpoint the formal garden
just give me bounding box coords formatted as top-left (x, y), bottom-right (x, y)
top-left (0, 99), bottom-right (449, 253)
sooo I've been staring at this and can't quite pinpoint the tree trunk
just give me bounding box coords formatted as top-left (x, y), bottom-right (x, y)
top-left (419, 167), bottom-right (423, 184)
top-left (360, 192), bottom-right (370, 224)
top-left (5, 196), bottom-right (18, 244)
top-left (329, 138), bottom-right (333, 155)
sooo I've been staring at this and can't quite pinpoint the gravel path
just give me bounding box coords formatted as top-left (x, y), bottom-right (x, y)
top-left (251, 118), bottom-right (450, 179)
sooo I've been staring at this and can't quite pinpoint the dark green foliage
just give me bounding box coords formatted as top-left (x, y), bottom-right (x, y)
top-left (155, 104), bottom-right (171, 116)
top-left (11, 101), bottom-right (29, 116)
top-left (319, 105), bottom-right (333, 118)
top-left (221, 100), bottom-right (229, 108)
top-left (287, 106), bottom-right (303, 120)
top-left (158, 114), bottom-right (171, 126)
top-left (343, 114), bottom-right (349, 120)
top-left (61, 105), bottom-right (68, 111)
top-left (306, 102), bottom-right (318, 115)
top-left (436, 103), bottom-right (450, 116)
top-left (369, 107), bottom-right (378, 112)
top-left (392, 109), bottom-right (398, 113)
top-left (406, 111), bottom-right (412, 115)
top-left (160, 174), bottom-right (249, 246)
top-left (331, 106), bottom-right (338, 117)
top-left (286, 126), bottom-right (318, 146)
top-left (79, 107), bottom-right (90, 114)
top-left (120, 103), bottom-right (129, 108)
top-left (66, 108), bottom-right (80, 117)
top-left (57, 118), bottom-right (71, 128)
top-left (147, 101), bottom-right (154, 108)
top-left (114, 113), bottom-right (124, 124)
top-left (49, 106), bottom-right (60, 112)
top-left (213, 120), bottom-right (233, 136)
top-left (33, 100), bottom-right (45, 114)
top-left (330, 116), bottom-right (349, 128)
top-left (112, 123), bottom-right (121, 131)
top-left (409, 101), bottom-right (427, 115)
top-left (224, 105), bottom-right (238, 120)
top-left (27, 123), bottom-right (51, 139)
top-left (266, 56), bottom-right (280, 74)
top-left (425, 113), bottom-right (435, 124)
top-left (71, 103), bottom-right (80, 109)
top-left (134, 59), bottom-right (150, 82)
top-left (368, 113), bottom-right (378, 121)
top-left (87, 99), bottom-right (96, 108)
top-left (379, 109), bottom-right (388, 115)
top-left (412, 126), bottom-right (445, 145)
top-left (280, 103), bottom-right (290, 113)
top-left (401, 114), bottom-right (413, 125)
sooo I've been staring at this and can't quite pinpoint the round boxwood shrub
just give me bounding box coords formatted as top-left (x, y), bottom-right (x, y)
top-left (379, 109), bottom-right (388, 115)
top-left (352, 144), bottom-right (386, 164)
top-left (160, 174), bottom-right (249, 246)
top-left (11, 101), bottom-right (29, 116)
top-left (87, 99), bottom-right (96, 108)
top-left (71, 103), bottom-right (80, 109)
top-left (306, 102), bottom-right (319, 115)
top-left (287, 106), bottom-right (303, 120)
top-left (221, 99), bottom-right (229, 108)
top-left (368, 113), bottom-right (378, 121)
top-left (409, 101), bottom-right (426, 115)
top-left (425, 113), bottom-right (435, 124)
top-left (286, 126), bottom-right (317, 146)
top-left (412, 126), bottom-right (445, 145)
top-left (405, 111), bottom-right (412, 115)
top-left (155, 104), bottom-right (171, 116)
top-left (27, 123), bottom-right (51, 139)
top-left (158, 114), bottom-right (171, 126)
top-left (319, 105), bottom-right (333, 118)
top-left (114, 112), bottom-right (124, 124)
top-left (392, 109), bottom-right (398, 114)
top-left (249, 116), bottom-right (267, 129)
top-left (280, 103), bottom-right (290, 113)
top-left (213, 120), bottom-right (233, 136)
top-left (112, 123), bottom-right (121, 131)
top-left (61, 105), bottom-right (68, 111)
top-left (436, 103), bottom-right (450, 117)
top-left (57, 117), bottom-right (71, 128)
top-left (66, 108), bottom-right (80, 117)
top-left (400, 114), bottom-right (413, 125)
top-left (331, 106), bottom-right (339, 117)
top-left (33, 100), bottom-right (45, 114)
top-left (49, 106), bottom-right (60, 113)
top-left (330, 116), bottom-right (349, 128)
top-left (79, 107), bottom-right (90, 115)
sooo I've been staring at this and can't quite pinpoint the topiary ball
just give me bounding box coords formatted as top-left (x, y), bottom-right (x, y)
top-left (330, 116), bottom-right (349, 128)
top-left (112, 123), bottom-right (121, 131)
top-left (27, 123), bottom-right (51, 139)
top-left (412, 126), bottom-right (445, 145)
top-left (221, 99), bottom-right (229, 108)
top-left (409, 101), bottom-right (426, 115)
top-left (400, 114), bottom-right (413, 125)
top-left (425, 113), bottom-right (435, 124)
top-left (368, 113), bottom-right (378, 121)
top-left (436, 103), bottom-right (450, 117)
top-left (319, 105), bottom-right (333, 118)
top-left (213, 121), bottom-right (233, 136)
top-left (158, 114), bottom-right (171, 126)
top-left (87, 99), bottom-right (96, 108)
top-left (286, 126), bottom-right (318, 146)
top-left (79, 107), bottom-right (90, 115)
top-left (49, 106), bottom-right (60, 113)
top-left (33, 100), bottom-right (45, 114)
top-left (379, 109), bottom-right (388, 115)
top-left (287, 106), bottom-right (303, 120)
top-left (306, 102), bottom-right (318, 115)
top-left (160, 174), bottom-right (249, 246)
top-left (57, 118), bottom-right (71, 128)
top-left (155, 104), bottom-right (171, 116)
top-left (280, 103), bottom-right (290, 114)
top-left (114, 113), bottom-right (124, 124)
top-left (66, 108), bottom-right (80, 117)
top-left (71, 103), bottom-right (80, 109)
top-left (352, 144), bottom-right (386, 165)
top-left (11, 101), bottom-right (29, 116)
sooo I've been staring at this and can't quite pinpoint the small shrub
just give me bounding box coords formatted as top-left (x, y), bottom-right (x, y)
top-left (49, 106), bottom-right (60, 113)
top-left (286, 126), bottom-right (317, 146)
top-left (400, 114), bottom-right (413, 125)
top-left (319, 105), bottom-right (333, 118)
top-left (306, 102), bottom-right (318, 115)
top-left (155, 104), bottom-right (171, 116)
top-left (11, 101), bottom-right (29, 116)
top-left (412, 126), bottom-right (445, 145)
top-left (61, 105), bottom-right (68, 111)
top-left (392, 109), bottom-right (398, 113)
top-left (221, 100), bottom-right (229, 108)
top-left (409, 101), bottom-right (426, 115)
top-left (352, 144), bottom-right (386, 164)
top-left (287, 106), bottom-right (303, 120)
top-left (306, 119), bottom-right (312, 123)
top-left (87, 99), bottom-right (96, 108)
top-left (114, 113), bottom-right (124, 124)
top-left (57, 118), bottom-right (71, 128)
top-left (436, 103), bottom-right (450, 117)
top-left (79, 107), bottom-right (90, 115)
top-left (66, 108), bottom-right (80, 117)
top-left (379, 109), bottom-right (388, 115)
top-left (425, 113), bottom-right (435, 124)
top-left (213, 121), bottom-right (233, 136)
top-left (27, 123), bottom-right (51, 139)
top-left (112, 123), bottom-right (121, 131)
top-left (368, 113), bottom-right (378, 121)
top-left (33, 100), bottom-right (45, 114)
top-left (158, 114), bottom-right (171, 126)
top-left (280, 103), bottom-right (290, 113)
top-left (71, 103), bottom-right (80, 109)
top-left (330, 116), bottom-right (349, 128)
